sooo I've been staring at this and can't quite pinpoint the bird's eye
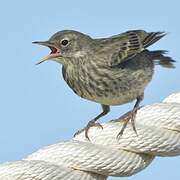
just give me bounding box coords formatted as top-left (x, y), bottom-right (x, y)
top-left (61, 39), bottom-right (69, 46)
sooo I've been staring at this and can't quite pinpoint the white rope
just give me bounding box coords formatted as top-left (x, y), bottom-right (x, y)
top-left (0, 92), bottom-right (180, 180)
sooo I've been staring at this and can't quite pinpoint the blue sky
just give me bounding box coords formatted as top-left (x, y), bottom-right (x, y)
top-left (0, 0), bottom-right (179, 179)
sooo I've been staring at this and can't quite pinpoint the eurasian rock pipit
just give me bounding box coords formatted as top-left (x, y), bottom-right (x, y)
top-left (33, 30), bottom-right (175, 140)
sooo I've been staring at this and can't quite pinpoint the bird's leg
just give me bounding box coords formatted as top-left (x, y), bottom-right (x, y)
top-left (117, 94), bottom-right (144, 138)
top-left (84, 105), bottom-right (110, 140)
top-left (74, 105), bottom-right (110, 140)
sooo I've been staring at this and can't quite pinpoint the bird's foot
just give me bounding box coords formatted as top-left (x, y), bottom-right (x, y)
top-left (85, 120), bottom-right (103, 141)
top-left (116, 108), bottom-right (138, 139)
top-left (74, 120), bottom-right (103, 141)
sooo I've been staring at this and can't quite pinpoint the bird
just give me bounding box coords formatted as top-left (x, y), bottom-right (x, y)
top-left (33, 30), bottom-right (175, 140)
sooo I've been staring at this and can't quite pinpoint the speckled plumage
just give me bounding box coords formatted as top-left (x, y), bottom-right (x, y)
top-left (34, 30), bottom-right (175, 139)
top-left (62, 50), bottom-right (154, 106)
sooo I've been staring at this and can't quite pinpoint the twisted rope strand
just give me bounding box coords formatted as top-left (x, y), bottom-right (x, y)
top-left (0, 92), bottom-right (180, 180)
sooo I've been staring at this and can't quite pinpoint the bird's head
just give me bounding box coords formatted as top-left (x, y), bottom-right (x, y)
top-left (33, 30), bottom-right (94, 65)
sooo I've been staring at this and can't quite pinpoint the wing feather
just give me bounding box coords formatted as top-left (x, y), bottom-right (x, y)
top-left (95, 30), bottom-right (166, 66)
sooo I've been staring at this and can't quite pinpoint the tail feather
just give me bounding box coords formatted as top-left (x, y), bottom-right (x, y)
top-left (143, 32), bottom-right (166, 48)
top-left (149, 50), bottom-right (175, 68)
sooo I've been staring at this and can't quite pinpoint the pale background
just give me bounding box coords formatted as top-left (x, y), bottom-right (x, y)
top-left (0, 0), bottom-right (179, 179)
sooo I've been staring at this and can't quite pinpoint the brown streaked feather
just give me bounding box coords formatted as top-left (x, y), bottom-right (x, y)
top-left (95, 30), bottom-right (166, 66)
top-left (143, 32), bottom-right (166, 48)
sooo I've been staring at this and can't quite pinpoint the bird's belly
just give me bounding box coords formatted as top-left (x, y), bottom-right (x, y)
top-left (64, 63), bottom-right (153, 106)
top-left (68, 72), bottom-right (151, 105)
top-left (84, 89), bottom-right (142, 106)
top-left (78, 73), bottom-right (151, 105)
top-left (84, 70), bottom-right (153, 105)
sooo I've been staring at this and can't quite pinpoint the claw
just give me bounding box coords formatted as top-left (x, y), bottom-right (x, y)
top-left (117, 108), bottom-right (139, 139)
top-left (131, 114), bottom-right (138, 136)
top-left (94, 122), bottom-right (103, 129)
top-left (74, 120), bottom-right (103, 141)
top-left (84, 120), bottom-right (103, 140)
top-left (117, 116), bottom-right (130, 139)
top-left (74, 129), bottom-right (83, 137)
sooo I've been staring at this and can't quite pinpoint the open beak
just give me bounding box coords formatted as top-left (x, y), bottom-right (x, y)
top-left (33, 41), bottom-right (61, 65)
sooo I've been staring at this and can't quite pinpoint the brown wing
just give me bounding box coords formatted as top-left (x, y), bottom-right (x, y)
top-left (96, 30), bottom-right (166, 66)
